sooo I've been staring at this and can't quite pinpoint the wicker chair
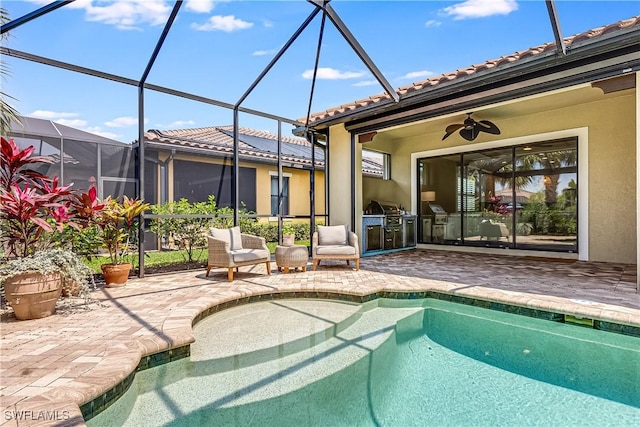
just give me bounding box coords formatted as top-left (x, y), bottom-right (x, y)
top-left (312, 225), bottom-right (360, 271)
top-left (206, 227), bottom-right (271, 281)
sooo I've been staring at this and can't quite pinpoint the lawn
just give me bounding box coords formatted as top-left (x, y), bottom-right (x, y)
top-left (83, 240), bottom-right (310, 273)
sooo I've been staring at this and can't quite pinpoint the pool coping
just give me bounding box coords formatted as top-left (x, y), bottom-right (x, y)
top-left (78, 287), bottom-right (640, 424)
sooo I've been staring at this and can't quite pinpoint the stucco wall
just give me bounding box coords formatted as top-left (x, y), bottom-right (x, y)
top-left (328, 125), bottom-right (354, 226)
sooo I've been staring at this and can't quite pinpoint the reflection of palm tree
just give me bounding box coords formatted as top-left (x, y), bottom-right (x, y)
top-left (468, 148), bottom-right (576, 206)
top-left (535, 150), bottom-right (576, 206)
top-left (0, 7), bottom-right (20, 135)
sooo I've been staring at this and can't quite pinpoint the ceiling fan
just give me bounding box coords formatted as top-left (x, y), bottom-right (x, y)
top-left (442, 113), bottom-right (500, 141)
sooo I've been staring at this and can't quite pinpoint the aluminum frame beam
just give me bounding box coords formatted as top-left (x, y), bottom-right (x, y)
top-left (318, 1), bottom-right (399, 103)
top-left (0, 0), bottom-right (75, 35)
top-left (231, 4), bottom-right (323, 225)
top-left (136, 0), bottom-right (183, 277)
top-left (546, 0), bottom-right (566, 56)
top-left (0, 47), bottom-right (302, 126)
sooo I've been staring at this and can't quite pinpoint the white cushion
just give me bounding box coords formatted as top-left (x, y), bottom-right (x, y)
top-left (210, 226), bottom-right (243, 250)
top-left (232, 248), bottom-right (269, 263)
top-left (316, 245), bottom-right (356, 256)
top-left (318, 225), bottom-right (348, 246)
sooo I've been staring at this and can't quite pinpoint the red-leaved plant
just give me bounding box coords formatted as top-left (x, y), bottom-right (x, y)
top-left (0, 137), bottom-right (103, 257)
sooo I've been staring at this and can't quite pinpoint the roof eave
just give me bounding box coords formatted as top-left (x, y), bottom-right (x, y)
top-left (309, 26), bottom-right (640, 132)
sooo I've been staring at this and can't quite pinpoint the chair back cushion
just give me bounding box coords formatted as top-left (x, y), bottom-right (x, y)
top-left (317, 225), bottom-right (348, 246)
top-left (210, 226), bottom-right (243, 250)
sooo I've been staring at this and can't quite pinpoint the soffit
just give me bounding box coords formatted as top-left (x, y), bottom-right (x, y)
top-left (376, 83), bottom-right (630, 141)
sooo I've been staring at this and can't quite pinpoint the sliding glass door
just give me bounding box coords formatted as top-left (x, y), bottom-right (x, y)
top-left (417, 138), bottom-right (578, 252)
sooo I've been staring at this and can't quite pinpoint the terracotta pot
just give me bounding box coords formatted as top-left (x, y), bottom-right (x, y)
top-left (3, 271), bottom-right (63, 320)
top-left (61, 279), bottom-right (79, 297)
top-left (282, 234), bottom-right (295, 247)
top-left (101, 263), bottom-right (132, 287)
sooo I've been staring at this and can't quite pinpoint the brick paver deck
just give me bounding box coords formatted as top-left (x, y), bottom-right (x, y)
top-left (1, 249), bottom-right (638, 426)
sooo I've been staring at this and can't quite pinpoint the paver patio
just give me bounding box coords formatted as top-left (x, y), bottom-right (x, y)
top-left (0, 249), bottom-right (638, 426)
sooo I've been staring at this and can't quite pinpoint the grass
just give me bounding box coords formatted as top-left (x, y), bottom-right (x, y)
top-left (83, 240), bottom-right (310, 273)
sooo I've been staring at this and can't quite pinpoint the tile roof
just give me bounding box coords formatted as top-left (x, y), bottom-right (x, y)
top-left (145, 126), bottom-right (322, 168)
top-left (146, 126), bottom-right (383, 176)
top-left (304, 15), bottom-right (640, 125)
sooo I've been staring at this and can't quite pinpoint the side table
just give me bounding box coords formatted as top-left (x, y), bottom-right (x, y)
top-left (275, 245), bottom-right (309, 273)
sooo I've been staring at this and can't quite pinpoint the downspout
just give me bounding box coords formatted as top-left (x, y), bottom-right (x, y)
top-left (278, 121), bottom-right (283, 244)
top-left (350, 132), bottom-right (356, 230)
top-left (310, 132), bottom-right (316, 240)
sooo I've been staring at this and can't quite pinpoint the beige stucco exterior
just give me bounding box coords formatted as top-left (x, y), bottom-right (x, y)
top-left (328, 80), bottom-right (637, 265)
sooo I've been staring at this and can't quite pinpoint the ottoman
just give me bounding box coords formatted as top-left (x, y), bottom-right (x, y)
top-left (275, 245), bottom-right (309, 273)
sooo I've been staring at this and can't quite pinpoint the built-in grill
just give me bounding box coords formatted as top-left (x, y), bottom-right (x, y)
top-left (365, 200), bottom-right (402, 226)
top-left (366, 201), bottom-right (403, 249)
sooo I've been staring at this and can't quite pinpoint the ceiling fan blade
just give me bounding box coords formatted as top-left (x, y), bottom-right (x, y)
top-left (459, 127), bottom-right (476, 141)
top-left (445, 123), bottom-right (464, 133)
top-left (478, 120), bottom-right (501, 135)
top-left (442, 123), bottom-right (464, 140)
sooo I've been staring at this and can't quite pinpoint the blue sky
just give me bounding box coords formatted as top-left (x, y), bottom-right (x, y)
top-left (2, 0), bottom-right (638, 143)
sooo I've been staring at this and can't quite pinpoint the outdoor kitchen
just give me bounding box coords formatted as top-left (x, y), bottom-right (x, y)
top-left (362, 200), bottom-right (416, 256)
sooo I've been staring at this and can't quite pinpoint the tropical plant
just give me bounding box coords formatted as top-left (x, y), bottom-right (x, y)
top-left (96, 196), bottom-right (149, 265)
top-left (150, 197), bottom-right (217, 263)
top-left (0, 7), bottom-right (20, 136)
top-left (0, 137), bottom-right (75, 257)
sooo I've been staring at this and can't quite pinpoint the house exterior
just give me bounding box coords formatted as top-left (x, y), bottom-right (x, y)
top-left (304, 16), bottom-right (639, 271)
top-left (142, 126), bottom-right (345, 221)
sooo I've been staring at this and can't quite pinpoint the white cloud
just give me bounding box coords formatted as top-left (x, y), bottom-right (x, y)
top-left (442, 0), bottom-right (518, 20)
top-left (30, 110), bottom-right (80, 120)
top-left (425, 20), bottom-right (442, 27)
top-left (55, 119), bottom-right (88, 128)
top-left (83, 126), bottom-right (121, 140)
top-left (262, 19), bottom-right (274, 28)
top-left (83, 0), bottom-right (171, 30)
top-left (252, 48), bottom-right (277, 56)
top-left (185, 0), bottom-right (216, 14)
top-left (164, 120), bottom-right (196, 128)
top-left (302, 68), bottom-right (365, 80)
top-left (353, 80), bottom-right (378, 87)
top-left (105, 116), bottom-right (146, 128)
top-left (191, 15), bottom-right (253, 32)
top-left (398, 70), bottom-right (435, 81)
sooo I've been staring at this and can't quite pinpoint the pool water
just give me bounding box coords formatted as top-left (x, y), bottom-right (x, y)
top-left (88, 298), bottom-right (640, 426)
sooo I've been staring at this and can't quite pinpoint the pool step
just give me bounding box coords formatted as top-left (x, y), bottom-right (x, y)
top-left (189, 304), bottom-right (424, 407)
top-left (191, 299), bottom-right (367, 368)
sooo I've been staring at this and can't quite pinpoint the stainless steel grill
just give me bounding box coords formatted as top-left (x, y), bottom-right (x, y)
top-left (366, 200), bottom-right (403, 249)
top-left (366, 200), bottom-right (402, 226)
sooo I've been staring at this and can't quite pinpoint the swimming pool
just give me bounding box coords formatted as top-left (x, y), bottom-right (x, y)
top-left (88, 298), bottom-right (640, 426)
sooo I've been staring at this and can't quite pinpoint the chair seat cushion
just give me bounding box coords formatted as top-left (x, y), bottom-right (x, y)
top-left (232, 248), bottom-right (270, 263)
top-left (316, 245), bottom-right (356, 256)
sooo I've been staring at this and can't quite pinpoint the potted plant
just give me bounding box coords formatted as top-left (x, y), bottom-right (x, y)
top-left (281, 224), bottom-right (296, 247)
top-left (0, 137), bottom-right (100, 319)
top-left (0, 248), bottom-right (95, 319)
top-left (95, 195), bottom-right (149, 287)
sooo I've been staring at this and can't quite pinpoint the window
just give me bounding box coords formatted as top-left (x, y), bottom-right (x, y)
top-left (271, 175), bottom-right (290, 216)
top-left (363, 149), bottom-right (391, 180)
